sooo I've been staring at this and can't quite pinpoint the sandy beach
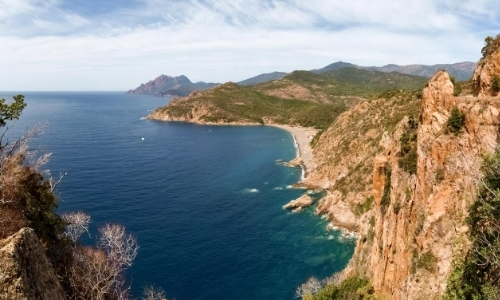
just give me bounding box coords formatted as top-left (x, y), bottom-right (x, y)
top-left (269, 124), bottom-right (318, 178)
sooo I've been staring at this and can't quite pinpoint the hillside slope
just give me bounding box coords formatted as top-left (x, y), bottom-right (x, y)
top-left (237, 71), bottom-right (288, 85)
top-left (299, 40), bottom-right (500, 298)
top-left (148, 68), bottom-right (427, 129)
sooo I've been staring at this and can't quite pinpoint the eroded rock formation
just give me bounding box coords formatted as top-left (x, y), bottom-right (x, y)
top-left (346, 71), bottom-right (499, 299)
top-left (0, 228), bottom-right (66, 300)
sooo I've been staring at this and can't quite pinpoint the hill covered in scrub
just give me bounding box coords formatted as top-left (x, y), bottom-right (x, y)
top-left (148, 68), bottom-right (427, 129)
top-left (149, 35), bottom-right (500, 299)
top-left (295, 35), bottom-right (500, 299)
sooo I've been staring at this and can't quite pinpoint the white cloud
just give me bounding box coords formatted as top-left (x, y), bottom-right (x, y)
top-left (0, 0), bottom-right (498, 90)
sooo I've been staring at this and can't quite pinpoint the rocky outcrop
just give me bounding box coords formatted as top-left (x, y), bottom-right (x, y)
top-left (0, 228), bottom-right (66, 300)
top-left (283, 194), bottom-right (314, 212)
top-left (473, 39), bottom-right (500, 97)
top-left (346, 70), bottom-right (500, 299)
top-left (302, 89), bottom-right (422, 232)
top-left (316, 191), bottom-right (358, 231)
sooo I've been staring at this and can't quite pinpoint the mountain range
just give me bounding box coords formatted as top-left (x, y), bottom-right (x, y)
top-left (241, 61), bottom-right (476, 85)
top-left (127, 61), bottom-right (476, 96)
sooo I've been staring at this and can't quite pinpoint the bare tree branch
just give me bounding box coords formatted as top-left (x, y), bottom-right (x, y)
top-left (63, 212), bottom-right (91, 243)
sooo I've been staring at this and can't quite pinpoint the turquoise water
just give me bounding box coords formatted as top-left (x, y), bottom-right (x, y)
top-left (1, 92), bottom-right (355, 299)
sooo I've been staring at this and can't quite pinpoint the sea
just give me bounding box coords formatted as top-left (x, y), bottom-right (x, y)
top-left (0, 91), bottom-right (355, 300)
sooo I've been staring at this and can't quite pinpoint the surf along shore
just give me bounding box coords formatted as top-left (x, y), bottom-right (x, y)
top-left (268, 124), bottom-right (317, 180)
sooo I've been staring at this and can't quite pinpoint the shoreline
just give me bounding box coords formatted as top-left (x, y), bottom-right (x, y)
top-left (268, 124), bottom-right (318, 180)
top-left (147, 116), bottom-right (317, 181)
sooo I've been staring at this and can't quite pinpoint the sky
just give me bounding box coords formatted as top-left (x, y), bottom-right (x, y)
top-left (1, 0), bottom-right (500, 91)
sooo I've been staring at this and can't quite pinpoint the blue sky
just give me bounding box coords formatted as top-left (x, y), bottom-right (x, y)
top-left (1, 0), bottom-right (499, 91)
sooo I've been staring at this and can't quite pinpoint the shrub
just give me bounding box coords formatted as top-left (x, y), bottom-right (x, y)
top-left (491, 74), bottom-right (500, 95)
top-left (417, 250), bottom-right (438, 273)
top-left (450, 76), bottom-right (462, 96)
top-left (445, 149), bottom-right (500, 298)
top-left (446, 106), bottom-right (465, 135)
top-left (312, 276), bottom-right (374, 300)
top-left (380, 165), bottom-right (392, 212)
top-left (354, 196), bottom-right (374, 216)
top-left (436, 168), bottom-right (445, 183)
top-left (398, 117), bottom-right (418, 174)
top-left (481, 35), bottom-right (499, 58)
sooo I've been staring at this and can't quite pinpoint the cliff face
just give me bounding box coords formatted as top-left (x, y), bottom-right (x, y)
top-left (328, 70), bottom-right (500, 299)
top-left (473, 38), bottom-right (500, 97)
top-left (0, 228), bottom-right (66, 300)
top-left (303, 90), bottom-right (421, 231)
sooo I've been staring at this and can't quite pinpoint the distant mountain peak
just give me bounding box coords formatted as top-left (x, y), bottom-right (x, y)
top-left (127, 74), bottom-right (217, 97)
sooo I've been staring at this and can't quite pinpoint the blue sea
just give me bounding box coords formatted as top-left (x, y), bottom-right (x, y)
top-left (0, 92), bottom-right (355, 300)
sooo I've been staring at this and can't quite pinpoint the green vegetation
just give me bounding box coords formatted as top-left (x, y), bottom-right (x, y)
top-left (481, 35), bottom-right (500, 59)
top-left (446, 106), bottom-right (465, 135)
top-left (323, 89), bottom-right (421, 199)
top-left (380, 164), bottom-right (392, 213)
top-left (0, 94), bottom-right (27, 127)
top-left (0, 95), bottom-right (70, 279)
top-left (308, 276), bottom-right (375, 300)
top-left (257, 68), bottom-right (427, 100)
top-left (445, 150), bottom-right (500, 299)
top-left (160, 68), bottom-right (427, 129)
top-left (491, 74), bottom-right (500, 95)
top-left (159, 82), bottom-right (345, 129)
top-left (450, 76), bottom-right (462, 96)
top-left (398, 116), bottom-right (418, 174)
top-left (310, 129), bottom-right (324, 148)
top-left (354, 196), bottom-right (374, 216)
top-left (416, 250), bottom-right (438, 273)
top-left (320, 67), bottom-right (428, 99)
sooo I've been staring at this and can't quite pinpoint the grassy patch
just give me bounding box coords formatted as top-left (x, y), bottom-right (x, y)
top-left (354, 196), bottom-right (374, 216)
top-left (311, 276), bottom-right (375, 300)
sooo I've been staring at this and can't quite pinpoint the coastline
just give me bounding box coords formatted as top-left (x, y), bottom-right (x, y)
top-left (268, 124), bottom-right (317, 180)
top-left (147, 113), bottom-right (317, 180)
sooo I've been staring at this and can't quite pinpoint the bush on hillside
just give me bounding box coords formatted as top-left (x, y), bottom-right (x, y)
top-left (446, 106), bottom-right (465, 135)
top-left (445, 150), bottom-right (500, 299)
top-left (398, 116), bottom-right (418, 174)
top-left (491, 74), bottom-right (500, 95)
top-left (449, 76), bottom-right (462, 96)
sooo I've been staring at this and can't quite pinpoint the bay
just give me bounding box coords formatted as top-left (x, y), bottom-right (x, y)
top-left (0, 91), bottom-right (355, 300)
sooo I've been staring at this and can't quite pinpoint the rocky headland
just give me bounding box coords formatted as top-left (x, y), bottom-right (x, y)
top-left (127, 74), bottom-right (218, 97)
top-left (146, 36), bottom-right (500, 299)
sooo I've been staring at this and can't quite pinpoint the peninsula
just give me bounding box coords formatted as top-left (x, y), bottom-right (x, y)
top-left (145, 38), bottom-right (500, 300)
